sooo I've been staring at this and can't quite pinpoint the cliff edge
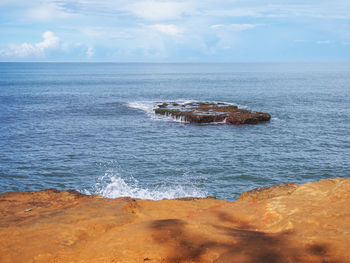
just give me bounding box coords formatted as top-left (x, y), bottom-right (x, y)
top-left (1, 178), bottom-right (350, 262)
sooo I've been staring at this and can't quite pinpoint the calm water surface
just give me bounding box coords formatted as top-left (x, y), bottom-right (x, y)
top-left (0, 63), bottom-right (349, 200)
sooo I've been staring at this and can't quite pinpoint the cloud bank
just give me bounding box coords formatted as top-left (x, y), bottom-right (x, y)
top-left (0, 0), bottom-right (350, 61)
top-left (4, 31), bottom-right (59, 57)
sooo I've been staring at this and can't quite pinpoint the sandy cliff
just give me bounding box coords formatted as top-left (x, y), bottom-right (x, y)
top-left (1, 178), bottom-right (350, 263)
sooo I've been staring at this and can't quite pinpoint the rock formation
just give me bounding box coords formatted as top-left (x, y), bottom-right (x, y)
top-left (1, 178), bottom-right (350, 262)
top-left (154, 102), bottom-right (271, 124)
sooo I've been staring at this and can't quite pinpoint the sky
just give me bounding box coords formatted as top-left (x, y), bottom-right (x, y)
top-left (1, 0), bottom-right (350, 62)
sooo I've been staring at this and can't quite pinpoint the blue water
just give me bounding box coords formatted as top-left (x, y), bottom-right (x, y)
top-left (0, 62), bottom-right (349, 200)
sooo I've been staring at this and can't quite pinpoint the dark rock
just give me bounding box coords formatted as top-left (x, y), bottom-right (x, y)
top-left (154, 102), bottom-right (271, 125)
top-left (157, 103), bottom-right (169, 108)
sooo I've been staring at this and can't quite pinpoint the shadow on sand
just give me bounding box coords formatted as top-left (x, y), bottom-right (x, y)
top-left (148, 211), bottom-right (334, 263)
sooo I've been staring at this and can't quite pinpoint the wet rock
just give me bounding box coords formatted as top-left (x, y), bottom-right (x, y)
top-left (157, 103), bottom-right (169, 108)
top-left (154, 102), bottom-right (271, 124)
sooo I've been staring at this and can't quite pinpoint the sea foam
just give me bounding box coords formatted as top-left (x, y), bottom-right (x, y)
top-left (87, 169), bottom-right (207, 200)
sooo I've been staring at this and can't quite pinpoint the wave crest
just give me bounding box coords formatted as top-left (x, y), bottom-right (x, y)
top-left (86, 169), bottom-right (207, 200)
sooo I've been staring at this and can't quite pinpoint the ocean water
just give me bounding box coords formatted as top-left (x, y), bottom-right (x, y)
top-left (0, 62), bottom-right (349, 200)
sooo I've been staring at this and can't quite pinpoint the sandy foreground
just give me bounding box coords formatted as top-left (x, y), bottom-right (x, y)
top-left (1, 178), bottom-right (350, 263)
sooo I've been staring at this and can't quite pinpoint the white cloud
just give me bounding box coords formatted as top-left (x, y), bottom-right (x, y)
top-left (0, 0), bottom-right (40, 7)
top-left (149, 24), bottom-right (183, 36)
top-left (80, 27), bottom-right (132, 39)
top-left (209, 24), bottom-right (259, 51)
top-left (125, 1), bottom-right (192, 20)
top-left (4, 31), bottom-right (60, 57)
top-left (1, 0), bottom-right (350, 61)
top-left (27, 2), bottom-right (71, 21)
top-left (206, 8), bottom-right (260, 17)
top-left (38, 31), bottom-right (60, 49)
top-left (8, 0), bottom-right (350, 22)
top-left (317, 40), bottom-right (332, 44)
top-left (210, 24), bottom-right (258, 32)
top-left (204, 2), bottom-right (350, 20)
top-left (86, 46), bottom-right (94, 57)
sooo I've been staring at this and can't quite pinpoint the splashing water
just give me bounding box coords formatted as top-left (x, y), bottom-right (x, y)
top-left (87, 169), bottom-right (208, 200)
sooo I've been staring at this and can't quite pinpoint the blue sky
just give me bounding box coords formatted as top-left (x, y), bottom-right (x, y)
top-left (1, 0), bottom-right (350, 62)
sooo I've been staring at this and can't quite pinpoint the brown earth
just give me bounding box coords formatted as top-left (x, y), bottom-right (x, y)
top-left (1, 178), bottom-right (350, 263)
top-left (154, 102), bottom-right (271, 124)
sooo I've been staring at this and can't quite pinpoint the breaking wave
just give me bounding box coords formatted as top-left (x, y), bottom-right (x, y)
top-left (127, 101), bottom-right (155, 115)
top-left (85, 169), bottom-right (207, 200)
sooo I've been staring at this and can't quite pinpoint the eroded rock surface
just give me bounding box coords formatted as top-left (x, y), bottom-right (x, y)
top-left (1, 178), bottom-right (350, 262)
top-left (154, 102), bottom-right (271, 124)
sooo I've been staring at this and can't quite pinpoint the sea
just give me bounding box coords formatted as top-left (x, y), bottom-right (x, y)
top-left (0, 62), bottom-right (349, 200)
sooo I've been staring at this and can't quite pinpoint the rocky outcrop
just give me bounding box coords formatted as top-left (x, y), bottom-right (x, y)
top-left (238, 183), bottom-right (298, 201)
top-left (154, 102), bottom-right (271, 124)
top-left (1, 178), bottom-right (350, 262)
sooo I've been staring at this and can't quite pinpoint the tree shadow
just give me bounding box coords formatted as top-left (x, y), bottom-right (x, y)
top-left (147, 212), bottom-right (336, 263)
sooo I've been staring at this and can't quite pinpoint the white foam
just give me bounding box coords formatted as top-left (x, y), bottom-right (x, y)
top-left (127, 101), bottom-right (155, 115)
top-left (89, 169), bottom-right (207, 200)
top-left (163, 112), bottom-right (190, 123)
top-left (183, 100), bottom-right (195, 105)
top-left (126, 100), bottom-right (195, 123)
top-left (216, 101), bottom-right (248, 109)
top-left (211, 117), bottom-right (227, 125)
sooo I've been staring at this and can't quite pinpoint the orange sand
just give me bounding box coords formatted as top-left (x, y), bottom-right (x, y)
top-left (1, 178), bottom-right (350, 262)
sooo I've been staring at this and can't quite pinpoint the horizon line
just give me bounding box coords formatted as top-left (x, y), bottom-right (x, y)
top-left (1, 61), bottom-right (350, 64)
